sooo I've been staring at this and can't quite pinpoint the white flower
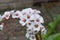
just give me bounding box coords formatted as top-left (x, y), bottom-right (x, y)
top-left (31, 23), bottom-right (40, 34)
top-left (33, 9), bottom-right (41, 14)
top-left (10, 10), bottom-right (15, 15)
top-left (20, 8), bottom-right (34, 19)
top-left (0, 15), bottom-right (3, 21)
top-left (25, 32), bottom-right (30, 38)
top-left (26, 28), bottom-right (33, 34)
top-left (19, 10), bottom-right (33, 26)
top-left (26, 20), bottom-right (35, 29)
top-left (26, 21), bottom-right (45, 34)
top-left (26, 13), bottom-right (44, 34)
top-left (33, 23), bottom-right (40, 31)
top-left (26, 31), bottom-right (36, 40)
top-left (2, 11), bottom-right (11, 19)
top-left (19, 14), bottom-right (31, 26)
top-left (30, 14), bottom-right (44, 23)
top-left (12, 10), bottom-right (21, 18)
top-left (19, 8), bottom-right (39, 26)
top-left (21, 8), bottom-right (34, 14)
top-left (0, 23), bottom-right (4, 30)
top-left (19, 13), bottom-right (27, 20)
top-left (40, 27), bottom-right (47, 35)
top-left (41, 29), bottom-right (47, 35)
top-left (28, 13), bottom-right (44, 23)
top-left (19, 18), bottom-right (28, 26)
top-left (29, 35), bottom-right (36, 40)
top-left (28, 14), bottom-right (36, 21)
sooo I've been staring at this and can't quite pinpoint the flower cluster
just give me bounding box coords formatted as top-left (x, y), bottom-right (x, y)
top-left (0, 8), bottom-right (46, 40)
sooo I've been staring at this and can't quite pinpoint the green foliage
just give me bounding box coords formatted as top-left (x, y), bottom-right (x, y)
top-left (45, 15), bottom-right (60, 37)
top-left (47, 33), bottom-right (60, 40)
top-left (48, 15), bottom-right (60, 29)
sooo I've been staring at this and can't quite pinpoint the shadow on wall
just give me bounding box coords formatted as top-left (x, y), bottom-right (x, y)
top-left (33, 0), bottom-right (59, 6)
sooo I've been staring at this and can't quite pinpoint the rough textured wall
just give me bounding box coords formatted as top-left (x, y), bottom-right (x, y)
top-left (0, 0), bottom-right (33, 10)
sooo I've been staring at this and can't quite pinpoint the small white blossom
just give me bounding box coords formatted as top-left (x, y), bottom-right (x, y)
top-left (33, 9), bottom-right (41, 14)
top-left (29, 35), bottom-right (36, 40)
top-left (19, 9), bottom-right (33, 26)
top-left (28, 13), bottom-right (44, 23)
top-left (33, 14), bottom-right (44, 23)
top-left (41, 27), bottom-right (47, 35)
top-left (21, 8), bottom-right (34, 14)
top-left (10, 10), bottom-right (15, 15)
top-left (25, 32), bottom-right (30, 38)
top-left (26, 31), bottom-right (36, 40)
top-left (26, 20), bottom-right (34, 29)
top-left (19, 18), bottom-right (29, 26)
top-left (0, 15), bottom-right (3, 21)
top-left (0, 23), bottom-right (4, 30)
top-left (12, 11), bottom-right (21, 18)
top-left (32, 23), bottom-right (41, 32)
top-left (2, 11), bottom-right (10, 19)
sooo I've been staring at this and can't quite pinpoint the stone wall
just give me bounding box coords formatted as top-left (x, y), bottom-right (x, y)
top-left (0, 0), bottom-right (33, 10)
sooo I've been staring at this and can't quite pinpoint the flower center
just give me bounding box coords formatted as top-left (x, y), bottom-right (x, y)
top-left (32, 36), bottom-right (35, 39)
top-left (28, 23), bottom-right (31, 25)
top-left (36, 19), bottom-right (39, 22)
top-left (27, 15), bottom-right (30, 19)
top-left (6, 15), bottom-right (9, 17)
top-left (23, 19), bottom-right (26, 22)
top-left (23, 13), bottom-right (26, 15)
top-left (34, 24), bottom-right (39, 28)
top-left (34, 30), bottom-right (37, 33)
top-left (15, 13), bottom-right (19, 16)
top-left (30, 20), bottom-right (34, 22)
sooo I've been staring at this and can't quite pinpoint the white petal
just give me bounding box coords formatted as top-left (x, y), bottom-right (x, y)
top-left (26, 21), bottom-right (34, 28)
top-left (29, 35), bottom-right (36, 40)
top-left (25, 32), bottom-right (30, 38)
top-left (0, 15), bottom-right (3, 21)
top-left (33, 14), bottom-right (44, 23)
top-left (21, 8), bottom-right (34, 15)
top-left (19, 18), bottom-right (28, 26)
top-left (10, 10), bottom-right (15, 14)
top-left (32, 23), bottom-right (44, 34)
top-left (2, 11), bottom-right (10, 19)
top-left (33, 9), bottom-right (41, 14)
top-left (33, 23), bottom-right (40, 29)
top-left (41, 29), bottom-right (47, 35)
top-left (29, 14), bottom-right (35, 20)
top-left (19, 20), bottom-right (26, 26)
top-left (26, 28), bottom-right (33, 34)
top-left (5, 16), bottom-right (10, 19)
top-left (12, 10), bottom-right (21, 18)
top-left (0, 24), bottom-right (3, 30)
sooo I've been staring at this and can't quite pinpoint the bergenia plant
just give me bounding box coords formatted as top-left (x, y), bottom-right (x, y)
top-left (0, 8), bottom-right (46, 40)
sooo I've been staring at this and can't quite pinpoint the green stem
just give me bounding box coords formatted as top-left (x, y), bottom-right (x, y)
top-left (36, 31), bottom-right (42, 40)
top-left (40, 30), bottom-right (42, 40)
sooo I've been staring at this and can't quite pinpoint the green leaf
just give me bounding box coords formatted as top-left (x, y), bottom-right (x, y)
top-left (45, 15), bottom-right (60, 37)
top-left (48, 15), bottom-right (60, 29)
top-left (48, 22), bottom-right (56, 29)
top-left (27, 38), bottom-right (30, 40)
top-left (47, 33), bottom-right (60, 40)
